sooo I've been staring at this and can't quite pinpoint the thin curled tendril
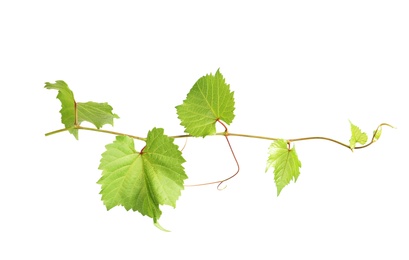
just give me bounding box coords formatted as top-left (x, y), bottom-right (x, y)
top-left (184, 120), bottom-right (240, 190)
top-left (179, 137), bottom-right (188, 152)
top-left (216, 134), bottom-right (240, 190)
top-left (184, 135), bottom-right (240, 190)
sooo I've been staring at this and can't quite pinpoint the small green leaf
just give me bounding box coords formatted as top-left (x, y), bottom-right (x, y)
top-left (266, 139), bottom-right (302, 196)
top-left (349, 120), bottom-right (368, 150)
top-left (77, 101), bottom-right (119, 128)
top-left (373, 128), bottom-right (382, 142)
top-left (44, 80), bottom-right (78, 139)
top-left (98, 128), bottom-right (187, 224)
top-left (176, 69), bottom-right (235, 137)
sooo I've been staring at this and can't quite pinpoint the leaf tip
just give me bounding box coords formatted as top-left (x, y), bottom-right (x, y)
top-left (154, 220), bottom-right (171, 232)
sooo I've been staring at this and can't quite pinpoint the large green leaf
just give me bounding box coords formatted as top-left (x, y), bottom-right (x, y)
top-left (176, 69), bottom-right (235, 137)
top-left (349, 120), bottom-right (368, 150)
top-left (266, 139), bottom-right (302, 196)
top-left (44, 81), bottom-right (78, 138)
top-left (45, 81), bottom-right (119, 139)
top-left (97, 128), bottom-right (187, 225)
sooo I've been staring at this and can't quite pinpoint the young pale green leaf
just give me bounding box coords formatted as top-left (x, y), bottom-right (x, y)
top-left (266, 139), bottom-right (302, 196)
top-left (176, 69), bottom-right (235, 137)
top-left (349, 121), bottom-right (368, 150)
top-left (97, 128), bottom-right (187, 225)
top-left (373, 127), bottom-right (382, 142)
top-left (77, 101), bottom-right (119, 128)
top-left (44, 80), bottom-right (78, 139)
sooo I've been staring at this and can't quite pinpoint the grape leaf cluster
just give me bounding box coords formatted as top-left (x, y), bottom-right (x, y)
top-left (45, 69), bottom-right (389, 231)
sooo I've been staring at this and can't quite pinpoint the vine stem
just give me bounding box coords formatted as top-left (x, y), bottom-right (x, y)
top-left (45, 126), bottom-right (147, 141)
top-left (45, 123), bottom-right (394, 150)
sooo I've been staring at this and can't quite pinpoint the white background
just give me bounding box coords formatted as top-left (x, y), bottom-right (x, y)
top-left (1, 1), bottom-right (408, 259)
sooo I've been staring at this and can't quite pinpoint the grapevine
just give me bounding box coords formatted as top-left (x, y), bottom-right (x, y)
top-left (44, 69), bottom-right (394, 231)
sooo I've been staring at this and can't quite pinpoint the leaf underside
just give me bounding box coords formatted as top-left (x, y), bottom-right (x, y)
top-left (97, 128), bottom-right (187, 224)
top-left (176, 69), bottom-right (235, 137)
top-left (266, 139), bottom-right (302, 196)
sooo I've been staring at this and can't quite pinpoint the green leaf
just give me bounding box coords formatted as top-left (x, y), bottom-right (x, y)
top-left (97, 128), bottom-right (187, 224)
top-left (373, 127), bottom-right (382, 142)
top-left (44, 80), bottom-right (78, 139)
top-left (45, 81), bottom-right (119, 139)
top-left (176, 69), bottom-right (235, 137)
top-left (349, 120), bottom-right (368, 150)
top-left (265, 139), bottom-right (302, 196)
top-left (77, 101), bottom-right (119, 129)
